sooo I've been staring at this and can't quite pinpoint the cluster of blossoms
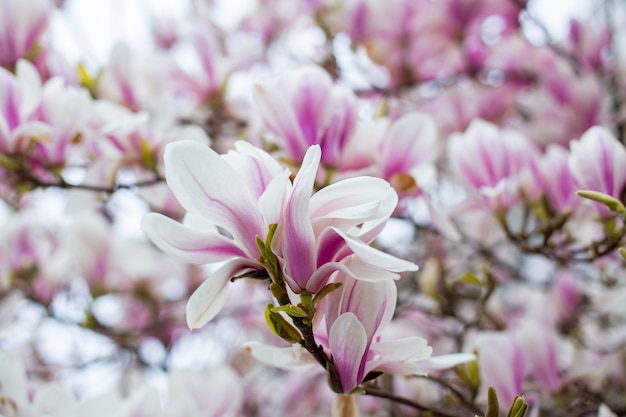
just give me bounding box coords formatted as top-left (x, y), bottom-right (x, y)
top-left (2, 0), bottom-right (626, 416)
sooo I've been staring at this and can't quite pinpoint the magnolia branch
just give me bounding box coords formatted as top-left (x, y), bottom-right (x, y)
top-left (362, 386), bottom-right (472, 417)
top-left (17, 172), bottom-right (164, 194)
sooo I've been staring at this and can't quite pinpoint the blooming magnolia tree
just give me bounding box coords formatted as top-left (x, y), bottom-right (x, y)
top-left (2, 0), bottom-right (626, 416)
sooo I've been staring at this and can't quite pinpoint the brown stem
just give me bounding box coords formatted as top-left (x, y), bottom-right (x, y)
top-left (418, 375), bottom-right (483, 415)
top-left (25, 175), bottom-right (164, 194)
top-left (363, 386), bottom-right (473, 417)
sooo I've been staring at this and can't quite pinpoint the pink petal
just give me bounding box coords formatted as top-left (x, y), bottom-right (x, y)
top-left (286, 67), bottom-right (333, 147)
top-left (281, 145), bottom-right (321, 290)
top-left (253, 84), bottom-right (308, 161)
top-left (164, 140), bottom-right (264, 257)
top-left (141, 213), bottom-right (247, 264)
top-left (328, 275), bottom-right (395, 341)
top-left (381, 112), bottom-right (438, 179)
top-left (329, 313), bottom-right (368, 393)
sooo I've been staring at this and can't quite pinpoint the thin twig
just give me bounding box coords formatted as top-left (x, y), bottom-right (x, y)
top-left (363, 386), bottom-right (474, 417)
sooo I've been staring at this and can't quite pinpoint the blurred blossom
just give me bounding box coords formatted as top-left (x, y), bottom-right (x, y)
top-left (515, 320), bottom-right (562, 392)
top-left (448, 118), bottom-right (541, 212)
top-left (0, 59), bottom-right (92, 186)
top-left (342, 0), bottom-right (524, 87)
top-left (472, 331), bottom-right (525, 406)
top-left (0, 0), bottom-right (53, 69)
top-left (254, 66), bottom-right (358, 168)
top-left (565, 18), bottom-right (611, 71)
top-left (540, 144), bottom-right (578, 213)
top-left (568, 126), bottom-right (626, 216)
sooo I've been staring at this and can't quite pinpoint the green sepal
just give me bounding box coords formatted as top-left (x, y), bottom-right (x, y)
top-left (300, 291), bottom-right (313, 312)
top-left (264, 303), bottom-right (302, 344)
top-left (506, 396), bottom-right (529, 417)
top-left (312, 282), bottom-right (343, 305)
top-left (576, 190), bottom-right (626, 219)
top-left (619, 247), bottom-right (626, 260)
top-left (484, 386), bottom-right (499, 417)
top-left (77, 62), bottom-right (102, 98)
top-left (257, 224), bottom-right (282, 280)
top-left (269, 282), bottom-right (285, 300)
top-left (271, 304), bottom-right (309, 318)
top-left (461, 272), bottom-right (482, 285)
top-left (141, 138), bottom-right (157, 172)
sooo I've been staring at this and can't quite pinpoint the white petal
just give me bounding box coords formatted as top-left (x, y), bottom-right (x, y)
top-left (281, 145), bottom-right (320, 289)
top-left (371, 337), bottom-right (432, 362)
top-left (258, 170), bottom-right (292, 226)
top-left (311, 177), bottom-right (396, 222)
top-left (244, 342), bottom-right (317, 370)
top-left (336, 228), bottom-right (418, 273)
top-left (381, 112), bottom-right (438, 178)
top-left (186, 259), bottom-right (259, 329)
top-left (142, 213), bottom-right (246, 264)
top-left (253, 83), bottom-right (308, 159)
top-left (164, 140), bottom-right (264, 256)
top-left (420, 353), bottom-right (477, 370)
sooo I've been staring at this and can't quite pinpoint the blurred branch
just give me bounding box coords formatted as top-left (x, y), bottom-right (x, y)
top-left (362, 386), bottom-right (473, 417)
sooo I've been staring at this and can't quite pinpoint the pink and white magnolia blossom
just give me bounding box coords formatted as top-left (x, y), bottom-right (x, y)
top-left (323, 276), bottom-right (432, 393)
top-left (273, 143), bottom-right (417, 294)
top-left (568, 126), bottom-right (626, 216)
top-left (448, 118), bottom-right (541, 211)
top-left (142, 139), bottom-right (291, 331)
top-left (0, 60), bottom-right (46, 156)
top-left (0, 0), bottom-right (53, 69)
top-left (247, 273), bottom-right (473, 395)
top-left (540, 145), bottom-right (578, 214)
top-left (254, 65), bottom-right (358, 168)
top-left (142, 140), bottom-right (414, 329)
top-left (0, 59), bottom-right (92, 180)
top-left (471, 331), bottom-right (525, 406)
top-left (167, 21), bottom-right (258, 109)
top-left (96, 42), bottom-right (178, 115)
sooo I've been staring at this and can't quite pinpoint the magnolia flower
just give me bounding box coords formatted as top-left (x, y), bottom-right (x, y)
top-left (254, 66), bottom-right (357, 167)
top-left (516, 320), bottom-right (562, 393)
top-left (568, 126), bottom-right (626, 216)
top-left (324, 276), bottom-right (430, 393)
top-left (0, 59), bottom-right (92, 179)
top-left (142, 140), bottom-right (292, 329)
top-left (0, 60), bottom-right (46, 155)
top-left (273, 145), bottom-right (417, 294)
top-left (323, 274), bottom-right (473, 393)
top-left (247, 273), bottom-right (473, 394)
top-left (472, 331), bottom-right (525, 406)
top-left (142, 140), bottom-right (414, 329)
top-left (0, 0), bottom-right (52, 68)
top-left (541, 145), bottom-right (578, 213)
top-left (448, 119), bottom-right (541, 211)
